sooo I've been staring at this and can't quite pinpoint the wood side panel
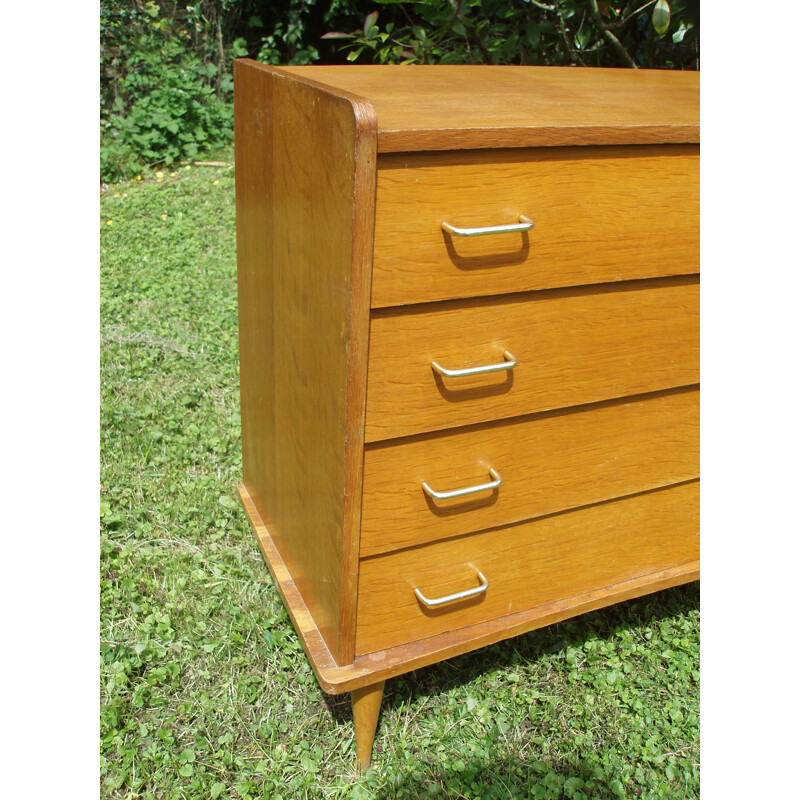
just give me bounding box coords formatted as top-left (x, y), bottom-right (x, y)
top-left (339, 102), bottom-right (378, 662)
top-left (356, 481), bottom-right (699, 655)
top-left (234, 60), bottom-right (376, 664)
top-left (361, 387), bottom-right (698, 556)
top-left (371, 145), bottom-right (699, 308)
top-left (365, 276), bottom-right (699, 442)
top-left (238, 483), bottom-right (342, 689)
top-left (277, 66), bottom-right (699, 151)
top-left (240, 482), bottom-right (697, 694)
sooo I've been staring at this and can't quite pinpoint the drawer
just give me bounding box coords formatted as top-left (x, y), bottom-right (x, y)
top-left (365, 276), bottom-right (699, 442)
top-left (356, 480), bottom-right (699, 655)
top-left (361, 387), bottom-right (698, 557)
top-left (371, 145), bottom-right (699, 308)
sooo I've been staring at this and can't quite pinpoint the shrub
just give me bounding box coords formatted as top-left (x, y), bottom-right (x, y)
top-left (101, 1), bottom-right (245, 181)
top-left (101, 37), bottom-right (236, 180)
top-left (323, 0), bottom-right (699, 69)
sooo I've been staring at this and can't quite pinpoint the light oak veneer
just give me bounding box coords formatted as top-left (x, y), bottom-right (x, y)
top-left (361, 387), bottom-right (698, 556)
top-left (372, 145), bottom-right (699, 307)
top-left (278, 65), bottom-right (699, 151)
top-left (366, 276), bottom-right (699, 441)
top-left (234, 60), bottom-right (375, 664)
top-left (239, 481), bottom-right (698, 695)
top-left (356, 481), bottom-right (699, 654)
top-left (234, 61), bottom-right (700, 771)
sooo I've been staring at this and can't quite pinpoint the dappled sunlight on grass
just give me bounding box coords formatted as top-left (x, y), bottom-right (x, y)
top-left (100, 165), bottom-right (699, 800)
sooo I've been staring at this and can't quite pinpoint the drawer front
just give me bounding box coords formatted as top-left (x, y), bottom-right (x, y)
top-left (361, 387), bottom-right (698, 557)
top-left (356, 481), bottom-right (699, 655)
top-left (365, 276), bottom-right (699, 442)
top-left (371, 145), bottom-right (699, 308)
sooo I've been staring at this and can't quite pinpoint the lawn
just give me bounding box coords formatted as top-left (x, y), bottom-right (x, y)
top-left (100, 162), bottom-right (700, 800)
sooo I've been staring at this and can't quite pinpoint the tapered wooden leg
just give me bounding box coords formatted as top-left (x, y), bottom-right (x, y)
top-left (351, 680), bottom-right (385, 772)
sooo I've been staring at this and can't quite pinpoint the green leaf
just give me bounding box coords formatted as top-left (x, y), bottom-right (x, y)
top-left (210, 782), bottom-right (226, 798)
top-left (608, 779), bottom-right (625, 796)
top-left (652, 0), bottom-right (670, 36)
top-left (299, 753), bottom-right (318, 773)
top-left (672, 22), bottom-right (691, 43)
top-left (363, 11), bottom-right (378, 35)
top-left (526, 21), bottom-right (541, 48)
top-left (178, 748), bottom-right (195, 763)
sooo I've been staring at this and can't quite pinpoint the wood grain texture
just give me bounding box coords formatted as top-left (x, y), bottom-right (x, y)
top-left (361, 387), bottom-right (698, 556)
top-left (371, 145), bottom-right (698, 307)
top-left (356, 481), bottom-right (699, 654)
top-left (351, 682), bottom-right (385, 771)
top-left (234, 60), bottom-right (376, 665)
top-left (240, 482), bottom-right (697, 693)
top-left (235, 64), bottom-right (701, 701)
top-left (365, 276), bottom-right (699, 442)
top-left (276, 66), bottom-right (699, 152)
top-left (238, 483), bottom-right (343, 691)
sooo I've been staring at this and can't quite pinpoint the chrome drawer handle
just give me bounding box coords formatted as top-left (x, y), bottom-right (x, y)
top-left (422, 467), bottom-right (502, 500)
top-left (441, 214), bottom-right (533, 238)
top-left (431, 350), bottom-right (517, 378)
top-left (415, 570), bottom-right (489, 608)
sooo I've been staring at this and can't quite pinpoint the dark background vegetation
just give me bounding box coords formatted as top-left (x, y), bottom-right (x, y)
top-left (100, 0), bottom-right (700, 181)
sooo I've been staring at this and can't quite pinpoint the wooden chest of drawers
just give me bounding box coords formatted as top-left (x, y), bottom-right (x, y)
top-left (233, 62), bottom-right (699, 771)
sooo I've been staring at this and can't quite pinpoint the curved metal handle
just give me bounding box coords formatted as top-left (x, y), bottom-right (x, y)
top-left (422, 467), bottom-right (502, 500)
top-left (441, 214), bottom-right (533, 238)
top-left (414, 570), bottom-right (489, 608)
top-left (431, 350), bottom-right (516, 378)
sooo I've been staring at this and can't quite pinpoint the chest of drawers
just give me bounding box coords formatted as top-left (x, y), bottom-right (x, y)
top-left (233, 62), bottom-right (700, 771)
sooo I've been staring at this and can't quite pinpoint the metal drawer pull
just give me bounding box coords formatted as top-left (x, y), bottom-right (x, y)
top-left (441, 214), bottom-right (533, 238)
top-left (415, 570), bottom-right (489, 608)
top-left (431, 350), bottom-right (517, 378)
top-left (422, 467), bottom-right (502, 500)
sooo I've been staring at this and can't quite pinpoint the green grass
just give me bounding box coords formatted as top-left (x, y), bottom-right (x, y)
top-left (100, 161), bottom-right (700, 800)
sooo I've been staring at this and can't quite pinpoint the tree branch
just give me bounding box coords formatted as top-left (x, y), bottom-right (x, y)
top-left (588, 0), bottom-right (637, 68)
top-left (554, 3), bottom-right (586, 66)
top-left (619, 0), bottom-right (658, 28)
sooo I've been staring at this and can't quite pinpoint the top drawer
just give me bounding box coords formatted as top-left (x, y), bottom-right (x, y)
top-left (371, 145), bottom-right (699, 308)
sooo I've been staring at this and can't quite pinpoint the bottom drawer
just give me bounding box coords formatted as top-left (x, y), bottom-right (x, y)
top-left (355, 481), bottom-right (699, 655)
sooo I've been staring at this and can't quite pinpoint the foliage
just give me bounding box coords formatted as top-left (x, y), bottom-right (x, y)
top-left (100, 40), bottom-right (235, 180)
top-left (100, 1), bottom-right (699, 182)
top-left (101, 2), bottom-right (240, 180)
top-left (100, 1), bottom-right (366, 181)
top-left (100, 167), bottom-right (700, 798)
top-left (323, 0), bottom-right (700, 68)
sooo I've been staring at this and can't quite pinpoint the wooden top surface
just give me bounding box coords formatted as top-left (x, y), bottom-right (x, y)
top-left (275, 65), bottom-right (699, 151)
